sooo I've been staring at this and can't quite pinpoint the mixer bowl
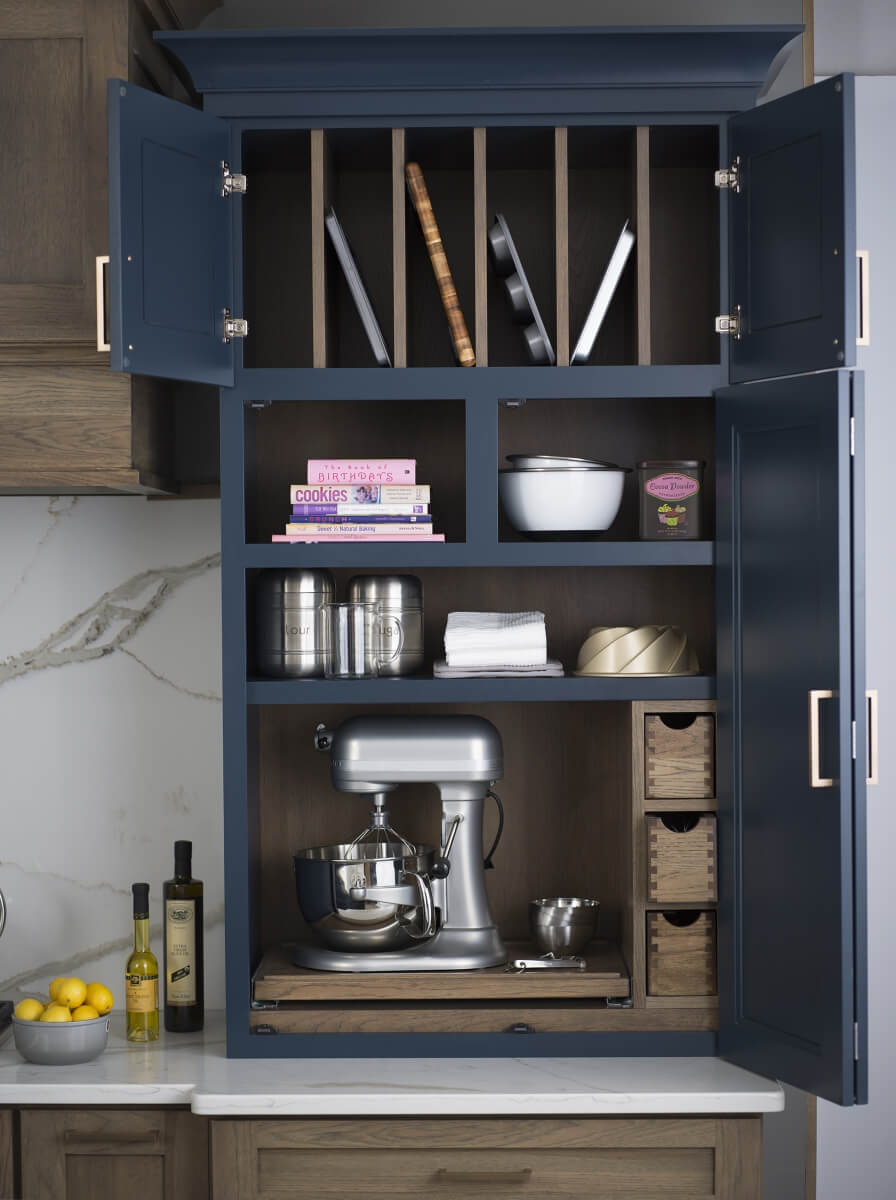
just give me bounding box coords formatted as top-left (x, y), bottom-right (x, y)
top-left (294, 842), bottom-right (435, 952)
top-left (529, 896), bottom-right (600, 957)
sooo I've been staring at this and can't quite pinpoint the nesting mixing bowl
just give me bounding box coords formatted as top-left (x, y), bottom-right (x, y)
top-left (499, 462), bottom-right (628, 538)
top-left (529, 896), bottom-right (600, 957)
top-left (12, 1013), bottom-right (110, 1065)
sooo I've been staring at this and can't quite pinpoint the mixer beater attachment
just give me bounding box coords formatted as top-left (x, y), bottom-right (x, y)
top-left (348, 791), bottom-right (416, 858)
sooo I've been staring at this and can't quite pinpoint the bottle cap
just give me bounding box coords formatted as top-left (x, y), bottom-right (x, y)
top-left (132, 882), bottom-right (150, 916)
top-left (174, 840), bottom-right (192, 872)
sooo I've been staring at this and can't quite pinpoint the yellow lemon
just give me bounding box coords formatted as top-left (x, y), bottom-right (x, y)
top-left (56, 977), bottom-right (87, 1010)
top-left (14, 998), bottom-right (44, 1021)
top-left (85, 982), bottom-right (114, 1016)
top-left (48, 976), bottom-right (67, 1002)
top-left (71, 1004), bottom-right (100, 1022)
top-left (39, 1005), bottom-right (72, 1022)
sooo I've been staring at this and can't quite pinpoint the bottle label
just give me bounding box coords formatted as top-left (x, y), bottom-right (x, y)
top-left (126, 973), bottom-right (158, 1013)
top-left (165, 899), bottom-right (196, 1004)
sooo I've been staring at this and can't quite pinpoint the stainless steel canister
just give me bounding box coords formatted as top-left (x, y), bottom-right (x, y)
top-left (346, 574), bottom-right (423, 676)
top-left (255, 568), bottom-right (335, 677)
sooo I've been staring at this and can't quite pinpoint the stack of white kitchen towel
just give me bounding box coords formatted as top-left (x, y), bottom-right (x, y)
top-left (433, 611), bottom-right (564, 677)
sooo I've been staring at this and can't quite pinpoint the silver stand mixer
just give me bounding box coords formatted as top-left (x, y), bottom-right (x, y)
top-left (293, 715), bottom-right (505, 972)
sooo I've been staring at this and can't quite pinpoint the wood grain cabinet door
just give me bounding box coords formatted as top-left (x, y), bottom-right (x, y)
top-left (211, 1117), bottom-right (760, 1200)
top-left (20, 1109), bottom-right (209, 1200)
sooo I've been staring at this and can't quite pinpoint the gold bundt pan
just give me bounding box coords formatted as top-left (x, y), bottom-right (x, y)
top-left (573, 625), bottom-right (699, 676)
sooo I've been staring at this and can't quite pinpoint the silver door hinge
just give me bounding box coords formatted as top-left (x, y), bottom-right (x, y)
top-left (714, 156), bottom-right (741, 193)
top-left (850, 416), bottom-right (856, 456)
top-left (222, 162), bottom-right (247, 195)
top-left (605, 995), bottom-right (634, 1009)
top-left (223, 310), bottom-right (248, 342)
top-left (854, 1022), bottom-right (860, 1061)
top-left (715, 305), bottom-right (742, 339)
top-left (852, 720), bottom-right (857, 760)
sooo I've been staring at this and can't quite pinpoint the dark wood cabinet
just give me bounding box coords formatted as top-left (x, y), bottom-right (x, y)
top-left (19, 1108), bottom-right (208, 1199)
top-left (0, 0), bottom-right (218, 495)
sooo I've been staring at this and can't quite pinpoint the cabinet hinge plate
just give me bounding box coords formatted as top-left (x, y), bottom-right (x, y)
top-left (855, 1022), bottom-right (860, 1061)
top-left (715, 305), bottom-right (742, 339)
top-left (852, 720), bottom-right (857, 760)
top-left (222, 162), bottom-right (247, 195)
top-left (714, 157), bottom-right (741, 192)
top-left (223, 311), bottom-right (249, 342)
top-left (850, 416), bottom-right (856, 456)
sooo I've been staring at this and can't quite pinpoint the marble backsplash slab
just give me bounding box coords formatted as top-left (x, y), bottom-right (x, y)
top-left (0, 496), bottom-right (224, 1009)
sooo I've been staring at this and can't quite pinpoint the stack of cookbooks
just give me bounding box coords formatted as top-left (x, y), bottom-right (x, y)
top-left (272, 459), bottom-right (444, 543)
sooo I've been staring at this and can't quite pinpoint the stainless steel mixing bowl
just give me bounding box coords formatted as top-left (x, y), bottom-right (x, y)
top-left (294, 842), bottom-right (435, 952)
top-left (529, 896), bottom-right (600, 957)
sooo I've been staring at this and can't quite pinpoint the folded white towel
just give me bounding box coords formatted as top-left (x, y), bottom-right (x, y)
top-left (444, 611), bottom-right (547, 667)
top-left (433, 658), bottom-right (564, 678)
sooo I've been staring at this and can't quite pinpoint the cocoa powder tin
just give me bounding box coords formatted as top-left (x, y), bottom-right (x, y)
top-left (638, 460), bottom-right (704, 540)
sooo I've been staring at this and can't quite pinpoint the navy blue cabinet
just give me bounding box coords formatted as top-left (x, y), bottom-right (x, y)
top-left (106, 26), bottom-right (867, 1104)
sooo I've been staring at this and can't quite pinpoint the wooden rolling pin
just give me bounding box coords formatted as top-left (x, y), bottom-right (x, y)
top-left (405, 161), bottom-right (475, 367)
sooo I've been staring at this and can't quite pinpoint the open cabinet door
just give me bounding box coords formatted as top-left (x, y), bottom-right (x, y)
top-left (716, 371), bottom-right (867, 1105)
top-left (727, 75), bottom-right (855, 384)
top-left (107, 80), bottom-right (235, 385)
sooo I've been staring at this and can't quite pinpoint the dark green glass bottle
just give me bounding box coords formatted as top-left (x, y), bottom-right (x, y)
top-left (163, 841), bottom-right (204, 1032)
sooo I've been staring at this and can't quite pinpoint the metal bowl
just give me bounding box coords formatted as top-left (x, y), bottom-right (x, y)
top-left (294, 842), bottom-right (435, 953)
top-left (12, 1014), bottom-right (109, 1065)
top-left (506, 454), bottom-right (621, 471)
top-left (529, 897), bottom-right (600, 957)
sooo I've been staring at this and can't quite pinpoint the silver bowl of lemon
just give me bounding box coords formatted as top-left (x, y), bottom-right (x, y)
top-left (12, 977), bottom-right (114, 1065)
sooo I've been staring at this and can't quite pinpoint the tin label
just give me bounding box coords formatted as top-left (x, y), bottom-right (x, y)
top-left (644, 472), bottom-right (700, 500)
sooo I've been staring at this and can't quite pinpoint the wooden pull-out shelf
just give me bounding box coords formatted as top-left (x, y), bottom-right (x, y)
top-left (253, 941), bottom-right (628, 1004)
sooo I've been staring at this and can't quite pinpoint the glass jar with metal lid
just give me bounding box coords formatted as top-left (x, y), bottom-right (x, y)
top-left (255, 568), bottom-right (335, 677)
top-left (345, 575), bottom-right (423, 677)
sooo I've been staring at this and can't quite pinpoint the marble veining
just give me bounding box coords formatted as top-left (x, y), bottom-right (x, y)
top-left (0, 551), bottom-right (221, 688)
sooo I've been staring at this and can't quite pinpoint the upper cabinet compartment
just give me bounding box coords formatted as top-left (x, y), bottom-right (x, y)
top-left (726, 74), bottom-right (856, 383)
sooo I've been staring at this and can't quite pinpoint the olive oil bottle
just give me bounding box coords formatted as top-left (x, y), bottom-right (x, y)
top-left (163, 840), bottom-right (204, 1032)
top-left (126, 883), bottom-right (159, 1042)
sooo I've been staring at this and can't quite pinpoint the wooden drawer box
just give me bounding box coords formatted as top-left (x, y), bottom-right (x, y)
top-left (645, 713), bottom-right (715, 799)
top-left (647, 911), bottom-right (717, 996)
top-left (211, 1117), bottom-right (759, 1199)
top-left (647, 814), bottom-right (717, 903)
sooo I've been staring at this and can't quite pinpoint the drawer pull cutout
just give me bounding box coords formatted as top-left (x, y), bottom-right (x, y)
top-left (434, 1168), bottom-right (533, 1185)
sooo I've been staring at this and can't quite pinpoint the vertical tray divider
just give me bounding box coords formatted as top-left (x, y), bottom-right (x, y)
top-left (635, 126), bottom-right (652, 365)
top-left (554, 126), bottom-right (570, 367)
top-left (392, 128), bottom-right (407, 368)
top-left (473, 127), bottom-right (488, 367)
top-left (311, 129), bottom-right (332, 368)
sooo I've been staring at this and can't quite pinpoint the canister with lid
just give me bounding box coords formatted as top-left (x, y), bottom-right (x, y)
top-left (638, 460), bottom-right (704, 540)
top-left (255, 568), bottom-right (335, 677)
top-left (345, 575), bottom-right (424, 677)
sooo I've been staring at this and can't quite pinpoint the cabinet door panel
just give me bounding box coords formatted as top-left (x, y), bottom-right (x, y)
top-left (0, 0), bottom-right (125, 344)
top-left (108, 78), bottom-right (234, 385)
top-left (728, 75), bottom-right (855, 384)
top-left (715, 370), bottom-right (866, 1105)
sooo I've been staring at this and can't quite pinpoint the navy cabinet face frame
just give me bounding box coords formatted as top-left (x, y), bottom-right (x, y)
top-left (107, 26), bottom-right (866, 1104)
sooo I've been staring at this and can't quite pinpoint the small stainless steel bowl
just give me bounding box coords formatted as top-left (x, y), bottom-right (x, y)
top-left (12, 1014), bottom-right (110, 1065)
top-left (529, 896), bottom-right (600, 957)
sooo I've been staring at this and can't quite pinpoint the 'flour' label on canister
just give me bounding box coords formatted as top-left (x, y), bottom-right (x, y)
top-left (644, 472), bottom-right (701, 500)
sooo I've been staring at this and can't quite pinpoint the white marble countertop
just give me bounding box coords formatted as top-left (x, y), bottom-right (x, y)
top-left (0, 1012), bottom-right (784, 1115)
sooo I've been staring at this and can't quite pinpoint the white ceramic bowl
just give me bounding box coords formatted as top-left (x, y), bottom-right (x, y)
top-left (499, 468), bottom-right (626, 537)
top-left (12, 1014), bottom-right (110, 1065)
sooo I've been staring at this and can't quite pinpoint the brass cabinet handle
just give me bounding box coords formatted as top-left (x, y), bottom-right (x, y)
top-left (857, 250), bottom-right (870, 345)
top-left (434, 1168), bottom-right (532, 1184)
top-left (809, 689), bottom-right (835, 788)
top-left (867, 689), bottom-right (879, 785)
top-left (95, 255), bottom-right (110, 352)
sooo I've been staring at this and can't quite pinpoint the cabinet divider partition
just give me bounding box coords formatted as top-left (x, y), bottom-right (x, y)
top-left (554, 126), bottom-right (570, 366)
top-left (635, 126), bottom-right (652, 365)
top-left (473, 127), bottom-right (488, 366)
top-left (311, 129), bottom-right (330, 369)
top-left (392, 128), bottom-right (407, 367)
